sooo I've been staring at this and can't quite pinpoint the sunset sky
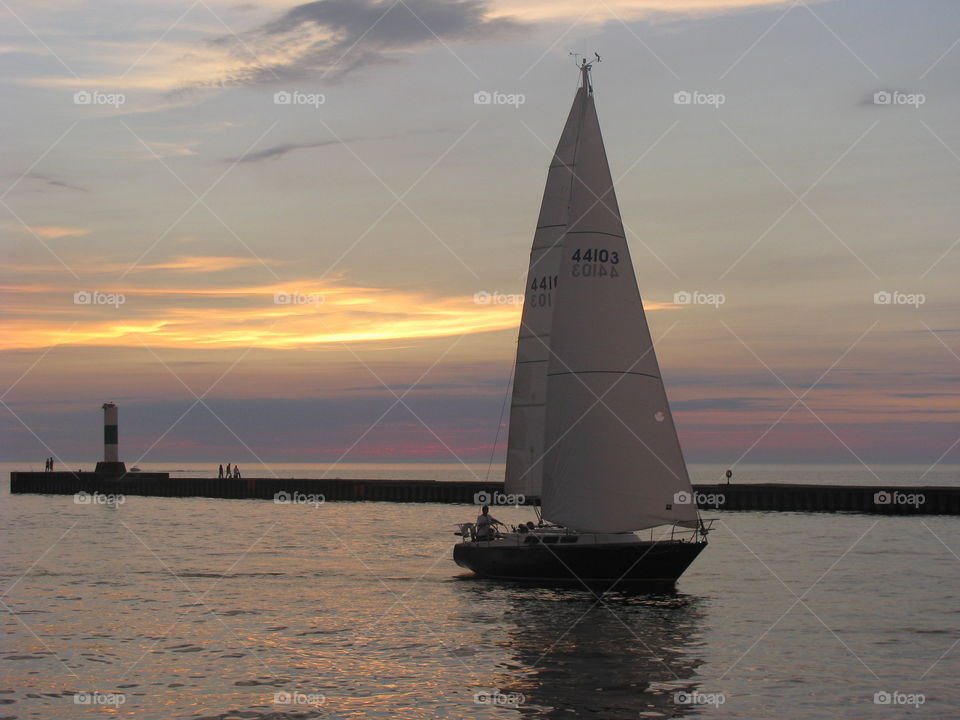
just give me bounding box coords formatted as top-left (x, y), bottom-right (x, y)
top-left (3, 0), bottom-right (960, 468)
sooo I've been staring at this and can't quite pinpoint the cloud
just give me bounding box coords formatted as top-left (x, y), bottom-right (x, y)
top-left (135, 139), bottom-right (200, 159)
top-left (226, 126), bottom-right (454, 163)
top-left (26, 173), bottom-right (88, 192)
top-left (138, 255), bottom-right (280, 272)
top-left (22, 225), bottom-right (90, 240)
top-left (892, 392), bottom-right (960, 399)
top-left (671, 397), bottom-right (768, 411)
top-left (206, 0), bottom-right (522, 86)
top-left (342, 382), bottom-right (482, 392)
top-left (227, 138), bottom-right (350, 163)
top-left (0, 271), bottom-right (524, 351)
top-left (13, 0), bottom-right (830, 96)
top-left (2, 254), bottom-right (279, 277)
top-left (486, 0), bottom-right (821, 24)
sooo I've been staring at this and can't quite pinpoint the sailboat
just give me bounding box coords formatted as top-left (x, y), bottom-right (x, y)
top-left (454, 58), bottom-right (710, 585)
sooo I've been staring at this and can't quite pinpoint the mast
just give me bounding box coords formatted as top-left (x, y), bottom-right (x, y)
top-left (580, 56), bottom-right (592, 95)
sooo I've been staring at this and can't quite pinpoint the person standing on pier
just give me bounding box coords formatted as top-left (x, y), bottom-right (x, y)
top-left (234, 465), bottom-right (241, 479)
top-left (226, 463), bottom-right (231, 478)
top-left (219, 464), bottom-right (224, 479)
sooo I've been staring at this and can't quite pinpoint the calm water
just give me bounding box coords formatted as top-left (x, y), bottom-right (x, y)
top-left (2, 464), bottom-right (958, 718)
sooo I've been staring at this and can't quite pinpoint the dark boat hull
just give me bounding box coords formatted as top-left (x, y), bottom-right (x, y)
top-left (453, 538), bottom-right (706, 586)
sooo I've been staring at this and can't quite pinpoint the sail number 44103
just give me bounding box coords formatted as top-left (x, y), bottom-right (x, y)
top-left (570, 248), bottom-right (620, 278)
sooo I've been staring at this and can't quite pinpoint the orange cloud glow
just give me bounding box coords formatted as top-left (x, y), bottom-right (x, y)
top-left (1, 276), bottom-right (520, 351)
top-left (21, 225), bottom-right (90, 240)
top-left (3, 256), bottom-right (675, 351)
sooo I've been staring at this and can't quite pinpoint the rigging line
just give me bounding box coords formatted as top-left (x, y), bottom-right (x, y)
top-left (564, 230), bottom-right (626, 239)
top-left (547, 370), bottom-right (661, 379)
top-left (485, 362), bottom-right (515, 481)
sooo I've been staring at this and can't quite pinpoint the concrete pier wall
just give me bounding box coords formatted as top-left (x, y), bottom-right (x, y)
top-left (9, 473), bottom-right (960, 515)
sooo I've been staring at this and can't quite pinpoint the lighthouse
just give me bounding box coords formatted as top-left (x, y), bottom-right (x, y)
top-left (94, 402), bottom-right (127, 474)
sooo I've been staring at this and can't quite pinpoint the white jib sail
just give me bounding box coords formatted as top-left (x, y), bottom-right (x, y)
top-left (539, 66), bottom-right (699, 533)
top-left (503, 77), bottom-right (586, 499)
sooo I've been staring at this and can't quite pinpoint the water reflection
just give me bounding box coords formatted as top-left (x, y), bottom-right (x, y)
top-left (466, 583), bottom-right (707, 719)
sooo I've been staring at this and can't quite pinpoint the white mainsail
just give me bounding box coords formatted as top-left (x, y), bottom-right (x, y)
top-left (503, 76), bottom-right (585, 499)
top-left (536, 63), bottom-right (699, 533)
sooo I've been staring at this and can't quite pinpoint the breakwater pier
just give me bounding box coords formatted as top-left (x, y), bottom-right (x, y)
top-left (9, 472), bottom-right (960, 515)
